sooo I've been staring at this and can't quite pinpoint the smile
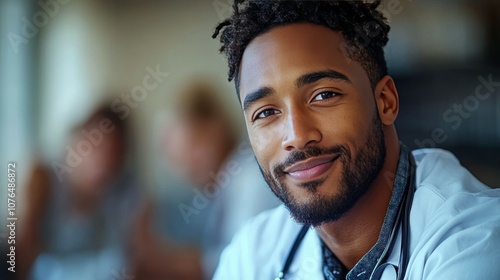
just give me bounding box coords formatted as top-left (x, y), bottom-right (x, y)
top-left (283, 155), bottom-right (339, 182)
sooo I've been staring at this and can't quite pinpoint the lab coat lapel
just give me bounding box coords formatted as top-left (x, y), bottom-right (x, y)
top-left (285, 229), bottom-right (325, 280)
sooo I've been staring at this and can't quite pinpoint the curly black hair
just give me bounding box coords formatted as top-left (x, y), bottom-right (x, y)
top-left (212, 0), bottom-right (390, 94)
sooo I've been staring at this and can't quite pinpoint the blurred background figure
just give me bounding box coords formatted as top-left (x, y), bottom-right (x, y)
top-left (17, 105), bottom-right (143, 280)
top-left (131, 80), bottom-right (279, 279)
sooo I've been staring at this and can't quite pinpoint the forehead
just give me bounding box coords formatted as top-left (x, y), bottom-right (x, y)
top-left (239, 23), bottom-right (368, 100)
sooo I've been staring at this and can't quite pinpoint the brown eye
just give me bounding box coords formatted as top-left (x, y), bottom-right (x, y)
top-left (313, 91), bottom-right (338, 101)
top-left (254, 108), bottom-right (279, 121)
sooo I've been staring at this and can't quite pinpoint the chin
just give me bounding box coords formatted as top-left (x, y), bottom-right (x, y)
top-left (281, 180), bottom-right (363, 226)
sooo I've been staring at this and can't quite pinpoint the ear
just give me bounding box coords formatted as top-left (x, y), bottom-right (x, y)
top-left (374, 75), bottom-right (399, 126)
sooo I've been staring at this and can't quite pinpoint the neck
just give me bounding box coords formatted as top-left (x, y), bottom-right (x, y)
top-left (316, 135), bottom-right (400, 270)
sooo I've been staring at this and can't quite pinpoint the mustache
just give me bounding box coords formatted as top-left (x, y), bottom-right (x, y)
top-left (273, 145), bottom-right (349, 176)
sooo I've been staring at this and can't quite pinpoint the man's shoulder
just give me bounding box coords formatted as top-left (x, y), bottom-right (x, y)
top-left (411, 148), bottom-right (500, 227)
top-left (412, 148), bottom-right (498, 198)
top-left (404, 149), bottom-right (500, 279)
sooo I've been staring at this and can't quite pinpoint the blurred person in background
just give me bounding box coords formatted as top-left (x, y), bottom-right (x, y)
top-left (17, 104), bottom-right (143, 280)
top-left (131, 80), bottom-right (279, 279)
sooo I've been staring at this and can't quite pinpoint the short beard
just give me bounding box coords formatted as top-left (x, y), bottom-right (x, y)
top-left (259, 113), bottom-right (386, 227)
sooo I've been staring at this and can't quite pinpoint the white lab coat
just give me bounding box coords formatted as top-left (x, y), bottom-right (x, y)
top-left (213, 149), bottom-right (500, 279)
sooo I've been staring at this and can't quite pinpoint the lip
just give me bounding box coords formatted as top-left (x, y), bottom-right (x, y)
top-left (284, 155), bottom-right (339, 182)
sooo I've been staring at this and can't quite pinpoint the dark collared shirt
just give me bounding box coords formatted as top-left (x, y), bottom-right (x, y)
top-left (322, 144), bottom-right (411, 280)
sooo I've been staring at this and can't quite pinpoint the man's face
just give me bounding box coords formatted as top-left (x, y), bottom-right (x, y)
top-left (239, 23), bottom-right (386, 226)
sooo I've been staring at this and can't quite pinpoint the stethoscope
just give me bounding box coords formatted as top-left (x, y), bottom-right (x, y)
top-left (276, 154), bottom-right (416, 280)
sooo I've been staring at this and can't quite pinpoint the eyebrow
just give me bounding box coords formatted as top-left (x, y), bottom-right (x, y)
top-left (243, 86), bottom-right (274, 112)
top-left (296, 70), bottom-right (351, 88)
top-left (242, 69), bottom-right (351, 112)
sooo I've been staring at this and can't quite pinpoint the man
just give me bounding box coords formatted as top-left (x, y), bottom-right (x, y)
top-left (211, 1), bottom-right (500, 279)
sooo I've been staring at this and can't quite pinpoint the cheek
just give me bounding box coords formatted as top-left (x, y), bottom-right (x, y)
top-left (324, 113), bottom-right (356, 141)
top-left (329, 107), bottom-right (374, 151)
top-left (248, 129), bottom-right (275, 169)
top-left (301, 106), bottom-right (373, 161)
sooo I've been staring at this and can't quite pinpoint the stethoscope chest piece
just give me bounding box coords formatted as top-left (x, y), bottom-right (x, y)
top-left (275, 272), bottom-right (284, 280)
top-left (371, 263), bottom-right (399, 280)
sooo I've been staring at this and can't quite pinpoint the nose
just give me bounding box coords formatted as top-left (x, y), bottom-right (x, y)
top-left (281, 109), bottom-right (322, 151)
